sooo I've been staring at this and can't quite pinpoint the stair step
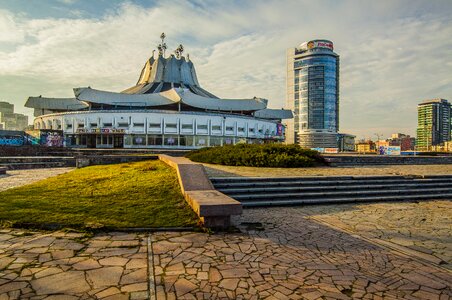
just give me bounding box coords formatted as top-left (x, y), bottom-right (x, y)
top-left (242, 193), bottom-right (452, 207)
top-left (229, 187), bottom-right (452, 201)
top-left (217, 182), bottom-right (452, 194)
top-left (213, 178), bottom-right (452, 189)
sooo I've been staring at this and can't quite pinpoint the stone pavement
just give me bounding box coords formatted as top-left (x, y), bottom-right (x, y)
top-left (0, 168), bottom-right (74, 192)
top-left (1, 203), bottom-right (451, 299)
top-left (0, 230), bottom-right (149, 299)
top-left (301, 201), bottom-right (452, 271)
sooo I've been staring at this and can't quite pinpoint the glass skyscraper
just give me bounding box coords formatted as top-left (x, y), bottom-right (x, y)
top-left (416, 98), bottom-right (451, 151)
top-left (286, 40), bottom-right (339, 148)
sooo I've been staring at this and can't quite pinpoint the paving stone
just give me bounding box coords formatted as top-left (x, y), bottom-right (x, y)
top-left (72, 258), bottom-right (102, 270)
top-left (95, 287), bottom-right (121, 298)
top-left (120, 268), bottom-right (147, 285)
top-left (121, 282), bottom-right (148, 293)
top-left (31, 271), bottom-right (90, 295)
top-left (218, 278), bottom-right (239, 291)
top-left (86, 267), bottom-right (123, 288)
top-left (174, 278), bottom-right (197, 297)
top-left (99, 256), bottom-right (129, 266)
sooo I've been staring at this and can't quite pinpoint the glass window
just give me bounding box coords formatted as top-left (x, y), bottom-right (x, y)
top-left (195, 136), bottom-right (208, 147)
top-left (181, 124), bottom-right (193, 130)
top-left (149, 123), bottom-right (161, 128)
top-left (180, 135), bottom-right (194, 146)
top-left (226, 126), bottom-right (234, 131)
top-left (197, 124), bottom-right (208, 130)
top-left (210, 136), bottom-right (222, 146)
top-left (212, 125), bottom-right (221, 131)
top-left (103, 123), bottom-right (112, 127)
top-left (132, 135), bottom-right (146, 145)
top-left (224, 137), bottom-right (234, 145)
top-left (147, 135), bottom-right (162, 146)
top-left (164, 135), bottom-right (179, 146)
top-left (165, 123), bottom-right (177, 129)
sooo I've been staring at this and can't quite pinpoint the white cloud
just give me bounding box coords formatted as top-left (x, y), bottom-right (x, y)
top-left (0, 0), bottom-right (451, 137)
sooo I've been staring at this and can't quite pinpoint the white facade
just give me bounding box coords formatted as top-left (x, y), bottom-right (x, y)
top-left (33, 110), bottom-right (282, 149)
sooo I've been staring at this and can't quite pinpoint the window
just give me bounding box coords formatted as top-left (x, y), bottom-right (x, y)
top-left (197, 124), bottom-right (208, 130)
top-left (149, 123), bottom-right (161, 128)
top-left (78, 123), bottom-right (84, 128)
top-left (226, 126), bottom-right (234, 131)
top-left (249, 128), bottom-right (255, 133)
top-left (165, 123), bottom-right (177, 129)
top-left (132, 135), bottom-right (146, 145)
top-left (66, 124), bottom-right (72, 129)
top-left (180, 135), bottom-right (194, 146)
top-left (164, 135), bottom-right (179, 146)
top-left (103, 123), bottom-right (112, 127)
top-left (147, 135), bottom-right (162, 145)
top-left (90, 123), bottom-right (97, 128)
top-left (133, 123), bottom-right (144, 127)
top-left (238, 127), bottom-right (245, 132)
top-left (181, 124), bottom-right (193, 130)
top-left (212, 125), bottom-right (221, 131)
top-left (118, 122), bottom-right (129, 128)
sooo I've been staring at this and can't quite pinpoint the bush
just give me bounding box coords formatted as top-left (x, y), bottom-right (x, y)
top-left (186, 144), bottom-right (325, 168)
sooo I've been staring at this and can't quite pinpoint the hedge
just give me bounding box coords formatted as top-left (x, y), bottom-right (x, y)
top-left (186, 144), bottom-right (325, 168)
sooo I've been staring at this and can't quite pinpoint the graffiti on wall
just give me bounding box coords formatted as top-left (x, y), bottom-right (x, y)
top-left (0, 136), bottom-right (24, 146)
top-left (41, 132), bottom-right (63, 147)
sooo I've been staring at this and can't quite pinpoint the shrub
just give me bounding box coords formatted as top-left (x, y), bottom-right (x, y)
top-left (186, 144), bottom-right (325, 168)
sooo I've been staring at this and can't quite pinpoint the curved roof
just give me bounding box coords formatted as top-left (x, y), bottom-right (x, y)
top-left (25, 96), bottom-right (88, 110)
top-left (253, 108), bottom-right (293, 120)
top-left (74, 87), bottom-right (176, 107)
top-left (73, 87), bottom-right (268, 112)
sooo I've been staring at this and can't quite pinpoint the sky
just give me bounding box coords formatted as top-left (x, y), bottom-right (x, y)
top-left (0, 0), bottom-right (451, 140)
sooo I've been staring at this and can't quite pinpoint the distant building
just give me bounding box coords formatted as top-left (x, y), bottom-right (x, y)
top-left (416, 98), bottom-right (451, 151)
top-left (286, 39), bottom-right (339, 148)
top-left (388, 133), bottom-right (415, 151)
top-left (338, 133), bottom-right (355, 152)
top-left (0, 101), bottom-right (29, 131)
top-left (355, 140), bottom-right (375, 153)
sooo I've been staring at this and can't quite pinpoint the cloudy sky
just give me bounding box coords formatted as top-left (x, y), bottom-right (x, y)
top-left (0, 0), bottom-right (451, 139)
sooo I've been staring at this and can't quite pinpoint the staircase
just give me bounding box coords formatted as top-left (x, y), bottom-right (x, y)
top-left (211, 175), bottom-right (452, 207)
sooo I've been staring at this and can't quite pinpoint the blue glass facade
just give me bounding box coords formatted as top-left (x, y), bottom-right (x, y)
top-left (293, 54), bottom-right (339, 133)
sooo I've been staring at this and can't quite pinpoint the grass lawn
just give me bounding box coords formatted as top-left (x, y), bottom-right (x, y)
top-left (0, 160), bottom-right (199, 229)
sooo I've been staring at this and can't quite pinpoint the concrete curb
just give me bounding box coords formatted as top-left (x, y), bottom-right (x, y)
top-left (158, 154), bottom-right (242, 229)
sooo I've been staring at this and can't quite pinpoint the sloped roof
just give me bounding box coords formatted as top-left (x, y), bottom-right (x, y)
top-left (25, 96), bottom-right (88, 110)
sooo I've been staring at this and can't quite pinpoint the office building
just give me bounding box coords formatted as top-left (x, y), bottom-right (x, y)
top-left (416, 98), bottom-right (451, 151)
top-left (286, 39), bottom-right (339, 148)
top-left (0, 101), bottom-right (29, 131)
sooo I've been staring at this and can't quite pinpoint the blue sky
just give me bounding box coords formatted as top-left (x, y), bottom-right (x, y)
top-left (0, 0), bottom-right (451, 139)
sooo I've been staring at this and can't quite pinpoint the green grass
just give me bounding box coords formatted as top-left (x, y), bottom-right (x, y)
top-left (0, 160), bottom-right (199, 230)
top-left (186, 144), bottom-right (325, 167)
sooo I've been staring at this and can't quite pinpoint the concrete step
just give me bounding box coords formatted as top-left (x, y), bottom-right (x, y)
top-left (212, 178), bottom-right (452, 189)
top-left (211, 174), bottom-right (452, 183)
top-left (217, 182), bottom-right (452, 195)
top-left (229, 187), bottom-right (452, 201)
top-left (241, 193), bottom-right (452, 207)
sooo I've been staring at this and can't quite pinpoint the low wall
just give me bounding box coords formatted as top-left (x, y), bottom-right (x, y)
top-left (324, 155), bottom-right (452, 166)
top-left (159, 155), bottom-right (242, 229)
top-left (75, 155), bottom-right (158, 168)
